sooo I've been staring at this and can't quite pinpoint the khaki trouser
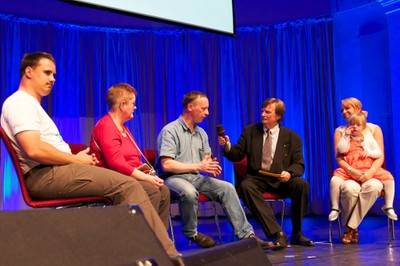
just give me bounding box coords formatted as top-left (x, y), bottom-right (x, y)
top-left (340, 178), bottom-right (383, 229)
top-left (25, 163), bottom-right (178, 257)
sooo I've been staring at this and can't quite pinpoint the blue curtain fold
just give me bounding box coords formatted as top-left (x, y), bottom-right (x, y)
top-left (0, 13), bottom-right (335, 214)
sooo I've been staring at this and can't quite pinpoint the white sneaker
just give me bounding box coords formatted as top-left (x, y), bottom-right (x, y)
top-left (328, 209), bottom-right (341, 221)
top-left (382, 206), bottom-right (398, 221)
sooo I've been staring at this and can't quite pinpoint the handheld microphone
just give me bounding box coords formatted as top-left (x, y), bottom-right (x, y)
top-left (216, 124), bottom-right (225, 137)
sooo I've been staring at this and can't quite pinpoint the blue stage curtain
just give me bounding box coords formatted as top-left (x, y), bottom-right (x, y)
top-left (0, 13), bottom-right (336, 214)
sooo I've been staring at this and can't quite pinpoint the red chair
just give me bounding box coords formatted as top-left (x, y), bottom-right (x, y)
top-left (233, 157), bottom-right (286, 227)
top-left (0, 126), bottom-right (112, 209)
top-left (143, 149), bottom-right (223, 245)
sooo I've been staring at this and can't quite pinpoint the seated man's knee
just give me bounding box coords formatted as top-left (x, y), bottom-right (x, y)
top-left (294, 177), bottom-right (309, 192)
top-left (219, 180), bottom-right (236, 192)
top-left (240, 178), bottom-right (255, 191)
top-left (180, 187), bottom-right (199, 203)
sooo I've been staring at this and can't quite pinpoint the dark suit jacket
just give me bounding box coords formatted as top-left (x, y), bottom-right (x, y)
top-left (223, 123), bottom-right (304, 188)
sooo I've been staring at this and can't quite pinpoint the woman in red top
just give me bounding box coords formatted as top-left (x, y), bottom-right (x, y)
top-left (90, 83), bottom-right (170, 228)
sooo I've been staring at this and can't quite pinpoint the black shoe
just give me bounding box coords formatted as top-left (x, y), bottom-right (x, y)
top-left (273, 231), bottom-right (288, 250)
top-left (248, 234), bottom-right (275, 250)
top-left (188, 232), bottom-right (216, 248)
top-left (290, 232), bottom-right (314, 246)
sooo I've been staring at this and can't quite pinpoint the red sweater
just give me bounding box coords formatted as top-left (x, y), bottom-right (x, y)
top-left (90, 113), bottom-right (142, 176)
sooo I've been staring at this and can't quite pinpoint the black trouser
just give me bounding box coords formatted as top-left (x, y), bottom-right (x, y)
top-left (240, 175), bottom-right (309, 238)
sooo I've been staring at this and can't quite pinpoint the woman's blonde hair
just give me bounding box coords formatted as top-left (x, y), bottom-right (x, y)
top-left (341, 97), bottom-right (368, 117)
top-left (348, 112), bottom-right (367, 128)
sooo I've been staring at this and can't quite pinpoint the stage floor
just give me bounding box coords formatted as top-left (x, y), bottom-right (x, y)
top-left (171, 215), bottom-right (399, 265)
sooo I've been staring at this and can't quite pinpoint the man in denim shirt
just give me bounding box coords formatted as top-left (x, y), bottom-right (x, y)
top-left (156, 91), bottom-right (272, 249)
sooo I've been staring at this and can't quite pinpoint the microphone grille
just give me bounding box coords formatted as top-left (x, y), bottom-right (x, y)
top-left (216, 124), bottom-right (225, 136)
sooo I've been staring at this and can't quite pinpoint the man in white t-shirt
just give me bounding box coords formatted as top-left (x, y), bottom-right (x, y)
top-left (0, 52), bottom-right (180, 258)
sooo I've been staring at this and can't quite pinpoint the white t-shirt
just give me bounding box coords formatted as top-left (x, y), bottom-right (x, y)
top-left (1, 90), bottom-right (71, 174)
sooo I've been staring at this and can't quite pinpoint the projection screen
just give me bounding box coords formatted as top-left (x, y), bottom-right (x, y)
top-left (66, 0), bottom-right (235, 35)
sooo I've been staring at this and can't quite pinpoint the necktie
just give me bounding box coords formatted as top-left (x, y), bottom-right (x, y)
top-left (262, 129), bottom-right (272, 171)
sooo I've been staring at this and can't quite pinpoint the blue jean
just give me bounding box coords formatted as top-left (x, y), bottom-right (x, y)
top-left (165, 173), bottom-right (254, 239)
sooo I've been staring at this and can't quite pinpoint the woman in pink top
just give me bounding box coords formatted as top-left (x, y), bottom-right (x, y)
top-left (90, 83), bottom-right (170, 228)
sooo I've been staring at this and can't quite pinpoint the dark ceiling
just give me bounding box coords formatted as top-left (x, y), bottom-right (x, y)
top-left (0, 0), bottom-right (333, 30)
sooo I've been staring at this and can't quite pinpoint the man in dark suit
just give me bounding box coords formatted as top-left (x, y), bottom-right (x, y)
top-left (219, 98), bottom-right (313, 250)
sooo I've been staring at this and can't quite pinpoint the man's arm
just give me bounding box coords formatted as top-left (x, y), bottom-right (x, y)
top-left (283, 132), bottom-right (304, 177)
top-left (16, 130), bottom-right (97, 165)
top-left (160, 155), bottom-right (222, 176)
top-left (221, 129), bottom-right (248, 162)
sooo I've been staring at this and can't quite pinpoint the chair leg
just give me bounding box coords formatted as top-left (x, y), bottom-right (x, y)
top-left (337, 215), bottom-right (342, 238)
top-left (392, 219), bottom-right (395, 240)
top-left (280, 200), bottom-right (285, 226)
top-left (388, 217), bottom-right (395, 246)
top-left (388, 217), bottom-right (391, 246)
top-left (211, 201), bottom-right (223, 245)
top-left (329, 215), bottom-right (342, 245)
top-left (169, 213), bottom-right (175, 244)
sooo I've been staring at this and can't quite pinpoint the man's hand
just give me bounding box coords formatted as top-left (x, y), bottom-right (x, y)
top-left (218, 135), bottom-right (230, 145)
top-left (75, 147), bottom-right (99, 165)
top-left (218, 135), bottom-right (231, 152)
top-left (198, 154), bottom-right (222, 176)
top-left (278, 171), bottom-right (291, 182)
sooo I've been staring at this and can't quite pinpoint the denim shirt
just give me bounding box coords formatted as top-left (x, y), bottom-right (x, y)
top-left (156, 116), bottom-right (211, 177)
